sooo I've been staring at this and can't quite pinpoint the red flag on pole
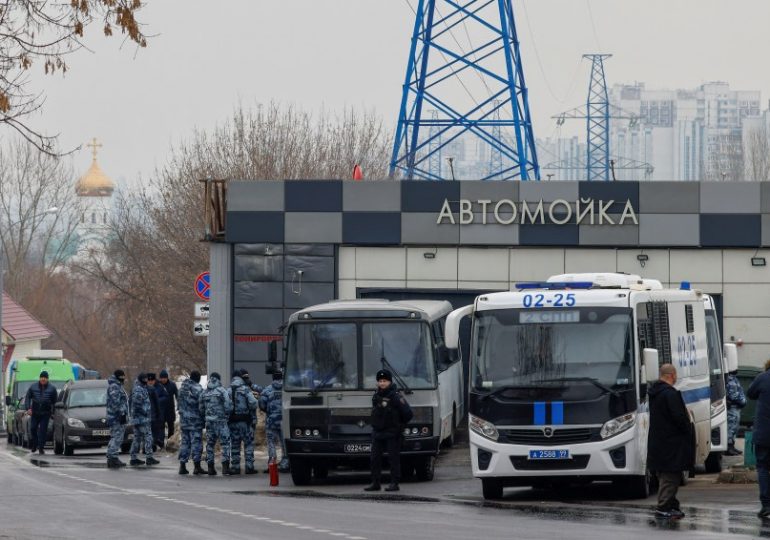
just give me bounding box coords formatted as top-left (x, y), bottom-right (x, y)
top-left (352, 165), bottom-right (363, 181)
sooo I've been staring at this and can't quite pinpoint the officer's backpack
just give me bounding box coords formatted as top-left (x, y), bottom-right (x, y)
top-left (230, 385), bottom-right (251, 422)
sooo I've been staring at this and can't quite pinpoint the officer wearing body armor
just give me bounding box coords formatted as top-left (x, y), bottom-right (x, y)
top-left (228, 373), bottom-right (258, 475)
top-left (199, 372), bottom-right (233, 476)
top-left (129, 373), bottom-right (160, 466)
top-left (239, 369), bottom-right (263, 458)
top-left (726, 370), bottom-right (747, 456)
top-left (364, 369), bottom-right (413, 493)
top-left (106, 369), bottom-right (129, 469)
top-left (259, 370), bottom-right (289, 472)
top-left (177, 371), bottom-right (205, 475)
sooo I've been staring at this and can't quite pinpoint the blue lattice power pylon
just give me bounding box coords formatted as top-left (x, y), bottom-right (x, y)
top-left (390, 0), bottom-right (540, 181)
top-left (427, 110), bottom-right (443, 178)
top-left (585, 54), bottom-right (612, 181)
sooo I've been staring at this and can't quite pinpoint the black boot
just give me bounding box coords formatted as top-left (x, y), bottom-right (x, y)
top-left (229, 464), bottom-right (241, 475)
top-left (193, 462), bottom-right (205, 475)
top-left (725, 445), bottom-right (741, 456)
top-left (208, 462), bottom-right (217, 476)
top-left (179, 462), bottom-right (189, 475)
top-left (364, 483), bottom-right (381, 492)
top-left (245, 465), bottom-right (257, 475)
top-left (146, 457), bottom-right (160, 466)
top-left (222, 461), bottom-right (232, 476)
top-left (385, 483), bottom-right (400, 492)
top-left (115, 457), bottom-right (127, 467)
top-left (130, 458), bottom-right (145, 466)
top-left (107, 458), bottom-right (120, 469)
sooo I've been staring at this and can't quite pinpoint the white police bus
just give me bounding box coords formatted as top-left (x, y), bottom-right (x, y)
top-left (279, 299), bottom-right (464, 486)
top-left (704, 294), bottom-right (739, 473)
top-left (445, 273), bottom-right (712, 500)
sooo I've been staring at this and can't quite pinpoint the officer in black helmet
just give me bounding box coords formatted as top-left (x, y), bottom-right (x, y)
top-left (364, 369), bottom-right (413, 492)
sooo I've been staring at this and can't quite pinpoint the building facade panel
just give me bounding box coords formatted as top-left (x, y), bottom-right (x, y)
top-left (700, 183), bottom-right (762, 214)
top-left (342, 181), bottom-right (401, 211)
top-left (285, 213), bottom-right (342, 243)
top-left (227, 181), bottom-right (285, 212)
top-left (638, 214), bottom-right (700, 246)
top-left (638, 182), bottom-right (700, 213)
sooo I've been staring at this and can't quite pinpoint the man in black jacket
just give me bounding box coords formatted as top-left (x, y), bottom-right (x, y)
top-left (648, 364), bottom-right (693, 519)
top-left (146, 373), bottom-right (164, 451)
top-left (24, 371), bottom-right (58, 455)
top-left (364, 369), bottom-right (413, 493)
top-left (748, 363), bottom-right (770, 518)
top-left (158, 370), bottom-right (178, 439)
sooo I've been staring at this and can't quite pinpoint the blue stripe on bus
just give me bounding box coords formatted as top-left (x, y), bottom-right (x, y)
top-left (534, 402), bottom-right (546, 425)
top-left (681, 387), bottom-right (711, 404)
top-left (552, 402), bottom-right (564, 425)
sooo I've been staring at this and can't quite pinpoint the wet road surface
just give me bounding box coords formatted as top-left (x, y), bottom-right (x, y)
top-left (1, 440), bottom-right (767, 540)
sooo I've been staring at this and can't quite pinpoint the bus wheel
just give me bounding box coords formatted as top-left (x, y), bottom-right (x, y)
top-left (705, 452), bottom-right (723, 474)
top-left (615, 473), bottom-right (652, 499)
top-left (415, 456), bottom-right (435, 482)
top-left (481, 478), bottom-right (503, 500)
top-left (313, 463), bottom-right (329, 480)
top-left (290, 458), bottom-right (313, 486)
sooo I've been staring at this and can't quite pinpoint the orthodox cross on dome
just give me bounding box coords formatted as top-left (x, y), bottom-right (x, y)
top-left (86, 137), bottom-right (103, 161)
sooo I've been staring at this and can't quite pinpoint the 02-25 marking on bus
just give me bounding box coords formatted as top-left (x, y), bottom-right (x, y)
top-left (522, 293), bottom-right (576, 308)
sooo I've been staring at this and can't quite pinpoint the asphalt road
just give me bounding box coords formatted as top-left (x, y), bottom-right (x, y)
top-left (1, 441), bottom-right (769, 540)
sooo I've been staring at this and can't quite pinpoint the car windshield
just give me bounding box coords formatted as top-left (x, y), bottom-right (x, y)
top-left (472, 308), bottom-right (634, 392)
top-left (68, 388), bottom-right (107, 407)
top-left (286, 323), bottom-right (358, 391)
top-left (362, 322), bottom-right (436, 390)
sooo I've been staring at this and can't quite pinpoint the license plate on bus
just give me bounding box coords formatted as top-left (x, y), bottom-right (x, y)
top-left (344, 444), bottom-right (371, 454)
top-left (528, 449), bottom-right (570, 460)
top-left (92, 429), bottom-right (111, 437)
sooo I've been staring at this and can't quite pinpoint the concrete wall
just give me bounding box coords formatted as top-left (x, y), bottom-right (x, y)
top-left (339, 246), bottom-right (770, 368)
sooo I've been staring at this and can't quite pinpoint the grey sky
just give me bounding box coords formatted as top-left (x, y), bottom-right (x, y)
top-left (19, 0), bottom-right (770, 185)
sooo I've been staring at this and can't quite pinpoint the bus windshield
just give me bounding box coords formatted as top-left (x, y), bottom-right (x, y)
top-left (472, 308), bottom-right (634, 393)
top-left (285, 321), bottom-right (437, 391)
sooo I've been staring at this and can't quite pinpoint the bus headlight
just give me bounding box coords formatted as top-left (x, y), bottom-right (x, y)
top-left (711, 398), bottom-right (726, 418)
top-left (600, 413), bottom-right (636, 440)
top-left (469, 414), bottom-right (499, 442)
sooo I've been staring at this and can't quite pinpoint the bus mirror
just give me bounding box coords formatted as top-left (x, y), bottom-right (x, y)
top-left (642, 349), bottom-right (660, 383)
top-left (268, 341), bottom-right (277, 364)
top-left (446, 305), bottom-right (474, 350)
top-left (4, 395), bottom-right (10, 407)
top-left (723, 343), bottom-right (739, 373)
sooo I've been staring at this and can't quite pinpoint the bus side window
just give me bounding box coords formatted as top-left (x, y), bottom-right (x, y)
top-left (433, 319), bottom-right (451, 371)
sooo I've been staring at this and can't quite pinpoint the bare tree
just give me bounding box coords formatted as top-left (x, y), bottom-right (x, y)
top-left (0, 137), bottom-right (80, 303)
top-left (1, 0), bottom-right (147, 154)
top-left (79, 103), bottom-right (392, 374)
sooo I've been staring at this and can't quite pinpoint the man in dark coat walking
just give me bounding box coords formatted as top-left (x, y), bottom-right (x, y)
top-left (364, 369), bottom-right (412, 493)
top-left (748, 362), bottom-right (770, 518)
top-left (24, 371), bottom-right (58, 454)
top-left (648, 364), bottom-right (693, 519)
top-left (159, 369), bottom-right (178, 438)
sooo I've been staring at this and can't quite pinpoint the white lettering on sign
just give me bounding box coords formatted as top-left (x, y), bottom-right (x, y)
top-left (436, 198), bottom-right (637, 227)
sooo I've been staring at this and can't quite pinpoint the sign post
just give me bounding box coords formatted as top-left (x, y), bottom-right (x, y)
top-left (194, 272), bottom-right (211, 337)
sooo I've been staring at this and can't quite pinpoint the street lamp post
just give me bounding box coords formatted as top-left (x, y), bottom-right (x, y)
top-left (0, 206), bottom-right (59, 432)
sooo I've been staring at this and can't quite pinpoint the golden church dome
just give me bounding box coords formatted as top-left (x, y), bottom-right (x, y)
top-left (76, 138), bottom-right (115, 197)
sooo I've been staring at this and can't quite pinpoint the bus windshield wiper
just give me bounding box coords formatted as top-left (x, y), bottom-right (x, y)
top-left (381, 355), bottom-right (412, 395)
top-left (310, 362), bottom-right (344, 396)
top-left (478, 385), bottom-right (526, 401)
top-left (537, 377), bottom-right (620, 397)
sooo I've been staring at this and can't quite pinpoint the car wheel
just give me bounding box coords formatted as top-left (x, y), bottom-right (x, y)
top-left (54, 429), bottom-right (64, 455)
top-left (312, 462), bottom-right (329, 480)
top-left (63, 437), bottom-right (74, 456)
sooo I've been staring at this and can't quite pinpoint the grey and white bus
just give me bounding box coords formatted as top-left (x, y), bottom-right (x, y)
top-left (445, 273), bottom-right (712, 500)
top-left (279, 299), bottom-right (465, 486)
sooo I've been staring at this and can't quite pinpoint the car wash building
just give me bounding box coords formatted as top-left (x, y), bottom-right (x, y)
top-left (205, 180), bottom-right (770, 385)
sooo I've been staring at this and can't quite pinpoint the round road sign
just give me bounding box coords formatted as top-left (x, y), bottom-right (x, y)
top-left (195, 272), bottom-right (211, 301)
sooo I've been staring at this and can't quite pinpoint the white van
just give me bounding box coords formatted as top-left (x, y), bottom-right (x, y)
top-left (446, 272), bottom-right (712, 499)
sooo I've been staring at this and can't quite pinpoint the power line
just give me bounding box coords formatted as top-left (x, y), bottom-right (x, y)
top-left (585, 0), bottom-right (603, 51)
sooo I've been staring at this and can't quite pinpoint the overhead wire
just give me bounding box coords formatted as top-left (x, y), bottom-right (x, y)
top-left (585, 0), bottom-right (603, 52)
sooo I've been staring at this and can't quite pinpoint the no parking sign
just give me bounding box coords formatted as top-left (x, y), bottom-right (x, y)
top-left (195, 271), bottom-right (211, 301)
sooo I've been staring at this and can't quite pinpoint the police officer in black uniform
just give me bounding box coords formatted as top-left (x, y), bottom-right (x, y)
top-left (364, 369), bottom-right (413, 492)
